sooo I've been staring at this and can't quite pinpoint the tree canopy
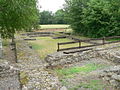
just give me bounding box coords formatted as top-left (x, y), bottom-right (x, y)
top-left (39, 11), bottom-right (54, 24)
top-left (64, 0), bottom-right (120, 38)
top-left (0, 0), bottom-right (39, 38)
top-left (39, 9), bottom-right (67, 24)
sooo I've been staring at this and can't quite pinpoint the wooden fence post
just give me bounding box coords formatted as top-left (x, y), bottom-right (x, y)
top-left (0, 34), bottom-right (2, 58)
top-left (57, 43), bottom-right (60, 52)
top-left (79, 41), bottom-right (81, 48)
top-left (102, 37), bottom-right (105, 45)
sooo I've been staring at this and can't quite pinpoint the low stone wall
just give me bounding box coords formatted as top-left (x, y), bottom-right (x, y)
top-left (94, 46), bottom-right (120, 64)
top-left (45, 50), bottom-right (96, 67)
top-left (45, 45), bottom-right (120, 67)
top-left (100, 66), bottom-right (120, 89)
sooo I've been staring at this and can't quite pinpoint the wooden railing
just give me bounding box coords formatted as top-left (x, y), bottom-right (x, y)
top-left (57, 36), bottom-right (120, 52)
top-left (0, 35), bottom-right (2, 58)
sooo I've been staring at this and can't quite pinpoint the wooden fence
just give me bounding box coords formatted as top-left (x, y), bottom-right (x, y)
top-left (0, 35), bottom-right (2, 58)
top-left (57, 36), bottom-right (120, 53)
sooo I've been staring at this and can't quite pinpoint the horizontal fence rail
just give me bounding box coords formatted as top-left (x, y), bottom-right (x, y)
top-left (57, 36), bottom-right (120, 53)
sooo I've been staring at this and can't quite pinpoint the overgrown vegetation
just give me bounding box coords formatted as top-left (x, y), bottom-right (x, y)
top-left (20, 71), bottom-right (29, 85)
top-left (70, 80), bottom-right (105, 90)
top-left (55, 63), bottom-right (108, 89)
top-left (2, 39), bottom-right (9, 46)
top-left (55, 63), bottom-right (106, 78)
top-left (64, 0), bottom-right (120, 38)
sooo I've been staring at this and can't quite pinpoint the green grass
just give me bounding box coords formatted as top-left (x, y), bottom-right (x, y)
top-left (55, 63), bottom-right (106, 77)
top-left (70, 80), bottom-right (105, 90)
top-left (39, 24), bottom-right (69, 29)
top-left (2, 39), bottom-right (9, 46)
top-left (30, 43), bottom-right (44, 50)
top-left (29, 37), bottom-right (90, 59)
top-left (56, 63), bottom-right (108, 89)
top-left (107, 38), bottom-right (120, 41)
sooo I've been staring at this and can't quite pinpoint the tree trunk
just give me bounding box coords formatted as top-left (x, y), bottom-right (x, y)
top-left (11, 34), bottom-right (17, 63)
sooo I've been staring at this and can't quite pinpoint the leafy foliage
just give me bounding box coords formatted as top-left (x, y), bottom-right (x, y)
top-left (64, 0), bottom-right (120, 38)
top-left (39, 9), bottom-right (67, 24)
top-left (39, 11), bottom-right (54, 24)
top-left (54, 9), bottom-right (67, 24)
top-left (0, 0), bottom-right (39, 38)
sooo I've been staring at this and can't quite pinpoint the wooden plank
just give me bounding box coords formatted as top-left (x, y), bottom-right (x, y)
top-left (58, 46), bottom-right (80, 51)
top-left (105, 40), bottom-right (120, 44)
top-left (53, 36), bottom-right (66, 39)
top-left (105, 36), bottom-right (120, 40)
top-left (58, 41), bottom-right (80, 45)
top-left (58, 43), bottom-right (102, 51)
top-left (63, 48), bottom-right (93, 54)
top-left (24, 38), bottom-right (36, 40)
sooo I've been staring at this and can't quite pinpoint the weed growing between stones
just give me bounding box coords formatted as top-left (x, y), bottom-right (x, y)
top-left (2, 39), bottom-right (9, 46)
top-left (70, 80), bottom-right (105, 90)
top-left (20, 71), bottom-right (29, 85)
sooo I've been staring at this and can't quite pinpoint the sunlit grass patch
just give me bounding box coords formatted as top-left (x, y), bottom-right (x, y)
top-left (40, 24), bottom-right (69, 29)
top-left (55, 63), bottom-right (106, 77)
top-left (30, 43), bottom-right (44, 50)
top-left (28, 36), bottom-right (91, 59)
top-left (2, 39), bottom-right (10, 46)
top-left (29, 37), bottom-right (90, 59)
top-left (70, 80), bottom-right (105, 90)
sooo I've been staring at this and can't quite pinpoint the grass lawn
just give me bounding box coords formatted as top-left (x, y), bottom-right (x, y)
top-left (70, 80), bottom-right (105, 90)
top-left (55, 63), bottom-right (106, 78)
top-left (55, 63), bottom-right (108, 90)
top-left (39, 24), bottom-right (69, 29)
top-left (29, 37), bottom-right (90, 59)
top-left (107, 38), bottom-right (120, 41)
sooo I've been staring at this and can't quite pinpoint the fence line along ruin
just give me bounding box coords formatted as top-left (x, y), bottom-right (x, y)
top-left (0, 35), bottom-right (2, 58)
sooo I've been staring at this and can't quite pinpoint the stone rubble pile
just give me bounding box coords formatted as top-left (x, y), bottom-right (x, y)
top-left (94, 48), bottom-right (120, 64)
top-left (0, 60), bottom-right (21, 90)
top-left (0, 61), bottom-right (18, 78)
top-left (100, 65), bottom-right (120, 89)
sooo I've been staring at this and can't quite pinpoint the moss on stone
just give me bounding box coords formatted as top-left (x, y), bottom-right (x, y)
top-left (20, 71), bottom-right (29, 85)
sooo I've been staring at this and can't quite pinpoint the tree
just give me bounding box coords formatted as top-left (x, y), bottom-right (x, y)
top-left (54, 9), bottom-right (67, 24)
top-left (0, 0), bottom-right (39, 62)
top-left (81, 0), bottom-right (112, 37)
top-left (39, 9), bottom-right (67, 24)
top-left (64, 0), bottom-right (89, 34)
top-left (39, 11), bottom-right (54, 24)
top-left (64, 0), bottom-right (120, 38)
